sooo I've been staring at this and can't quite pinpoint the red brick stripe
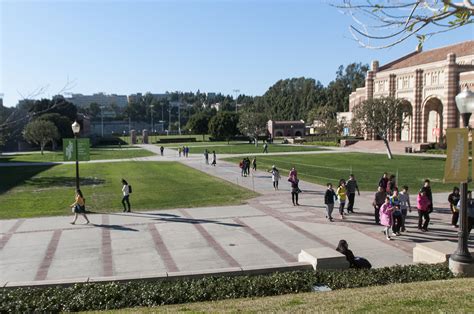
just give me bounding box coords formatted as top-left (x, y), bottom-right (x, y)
top-left (101, 215), bottom-right (113, 276)
top-left (178, 209), bottom-right (240, 268)
top-left (34, 229), bottom-right (62, 281)
top-left (233, 218), bottom-right (296, 263)
top-left (147, 223), bottom-right (179, 272)
top-left (0, 219), bottom-right (25, 250)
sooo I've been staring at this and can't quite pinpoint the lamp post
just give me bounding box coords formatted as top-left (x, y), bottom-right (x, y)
top-left (100, 106), bottom-right (105, 137)
top-left (450, 88), bottom-right (474, 266)
top-left (150, 104), bottom-right (154, 143)
top-left (71, 121), bottom-right (81, 191)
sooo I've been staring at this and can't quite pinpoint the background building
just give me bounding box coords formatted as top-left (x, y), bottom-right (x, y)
top-left (347, 40), bottom-right (474, 144)
top-left (66, 93), bottom-right (128, 108)
top-left (267, 120), bottom-right (305, 138)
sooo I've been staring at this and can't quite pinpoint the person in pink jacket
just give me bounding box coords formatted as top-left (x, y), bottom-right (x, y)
top-left (379, 196), bottom-right (393, 240)
top-left (417, 190), bottom-right (431, 232)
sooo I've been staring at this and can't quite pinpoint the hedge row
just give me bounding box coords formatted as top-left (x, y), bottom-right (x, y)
top-left (0, 263), bottom-right (454, 312)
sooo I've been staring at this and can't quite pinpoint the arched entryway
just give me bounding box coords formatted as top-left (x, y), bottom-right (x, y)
top-left (422, 97), bottom-right (443, 143)
top-left (400, 101), bottom-right (413, 142)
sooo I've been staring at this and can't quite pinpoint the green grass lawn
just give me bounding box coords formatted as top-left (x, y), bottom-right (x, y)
top-left (169, 143), bottom-right (325, 154)
top-left (226, 152), bottom-right (470, 192)
top-left (0, 148), bottom-right (155, 163)
top-left (105, 278), bottom-right (473, 313)
top-left (0, 161), bottom-right (257, 219)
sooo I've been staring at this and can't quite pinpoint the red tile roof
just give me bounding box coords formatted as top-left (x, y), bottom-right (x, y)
top-left (378, 41), bottom-right (474, 72)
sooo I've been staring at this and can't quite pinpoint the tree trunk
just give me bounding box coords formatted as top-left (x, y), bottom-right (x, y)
top-left (383, 138), bottom-right (393, 159)
top-left (40, 141), bottom-right (45, 155)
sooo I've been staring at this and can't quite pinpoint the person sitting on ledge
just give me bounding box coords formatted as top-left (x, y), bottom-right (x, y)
top-left (336, 239), bottom-right (372, 269)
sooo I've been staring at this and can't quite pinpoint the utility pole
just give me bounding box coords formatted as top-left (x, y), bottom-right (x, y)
top-left (233, 89), bottom-right (240, 113)
top-left (100, 105), bottom-right (105, 137)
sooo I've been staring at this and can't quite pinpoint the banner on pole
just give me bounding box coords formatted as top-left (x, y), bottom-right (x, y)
top-left (63, 138), bottom-right (90, 161)
top-left (444, 128), bottom-right (469, 183)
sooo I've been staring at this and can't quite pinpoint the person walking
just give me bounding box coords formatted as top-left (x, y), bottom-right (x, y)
top-left (211, 151), bottom-right (216, 166)
top-left (346, 174), bottom-right (360, 213)
top-left (336, 179), bottom-right (347, 219)
top-left (204, 149), bottom-right (209, 165)
top-left (121, 179), bottom-right (131, 212)
top-left (262, 142), bottom-right (268, 153)
top-left (448, 187), bottom-right (461, 228)
top-left (160, 146), bottom-right (164, 156)
top-left (289, 176), bottom-right (300, 206)
top-left (270, 165), bottom-right (281, 190)
top-left (387, 175), bottom-right (397, 195)
top-left (399, 185), bottom-right (412, 232)
top-left (70, 189), bottom-right (90, 224)
top-left (421, 179), bottom-right (433, 213)
top-left (324, 183), bottom-right (337, 221)
top-left (378, 172), bottom-right (389, 192)
top-left (417, 189), bottom-right (431, 232)
top-left (465, 191), bottom-right (474, 234)
top-left (178, 147), bottom-right (182, 157)
top-left (390, 188), bottom-right (402, 236)
top-left (252, 157), bottom-right (257, 172)
top-left (289, 167), bottom-right (298, 182)
top-left (380, 196), bottom-right (393, 240)
top-left (373, 186), bottom-right (386, 225)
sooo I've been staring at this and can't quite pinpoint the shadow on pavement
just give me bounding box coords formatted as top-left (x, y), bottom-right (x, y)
top-left (92, 223), bottom-right (139, 232)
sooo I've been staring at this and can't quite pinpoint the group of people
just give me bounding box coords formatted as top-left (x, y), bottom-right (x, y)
top-left (239, 157), bottom-right (257, 176)
top-left (323, 174), bottom-right (360, 221)
top-left (178, 146), bottom-right (190, 157)
top-left (448, 187), bottom-right (474, 233)
top-left (203, 149), bottom-right (217, 166)
top-left (69, 179), bottom-right (132, 224)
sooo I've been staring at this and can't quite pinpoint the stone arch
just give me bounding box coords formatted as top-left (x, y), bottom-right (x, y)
top-left (422, 96), bottom-right (443, 143)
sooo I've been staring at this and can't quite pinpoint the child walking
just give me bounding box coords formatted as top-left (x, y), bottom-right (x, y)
top-left (324, 183), bottom-right (337, 221)
top-left (398, 185), bottom-right (411, 232)
top-left (390, 188), bottom-right (402, 236)
top-left (379, 196), bottom-right (393, 240)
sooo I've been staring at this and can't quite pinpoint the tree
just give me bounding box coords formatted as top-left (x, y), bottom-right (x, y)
top-left (37, 113), bottom-right (74, 142)
top-left (23, 120), bottom-right (60, 154)
top-left (336, 1), bottom-right (473, 49)
top-left (208, 112), bottom-right (239, 143)
top-left (186, 112), bottom-right (210, 141)
top-left (351, 97), bottom-right (409, 159)
top-left (238, 111), bottom-right (268, 146)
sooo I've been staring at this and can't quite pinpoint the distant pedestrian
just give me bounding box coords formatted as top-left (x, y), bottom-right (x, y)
top-left (417, 190), bottom-right (431, 232)
top-left (239, 159), bottom-right (245, 176)
top-left (390, 188), bottom-right (402, 236)
top-left (380, 196), bottom-right (393, 240)
top-left (465, 191), bottom-right (474, 234)
top-left (336, 179), bottom-right (347, 219)
top-left (252, 157), bottom-right (257, 172)
top-left (160, 146), bottom-right (164, 156)
top-left (378, 172), bottom-right (389, 192)
top-left (121, 179), bottom-right (131, 212)
top-left (387, 175), bottom-right (397, 195)
top-left (204, 149), bottom-right (209, 165)
top-left (346, 174), bottom-right (360, 213)
top-left (399, 185), bottom-right (411, 232)
top-left (336, 240), bottom-right (372, 269)
top-left (70, 189), bottom-right (90, 225)
top-left (185, 146), bottom-right (189, 157)
top-left (373, 186), bottom-right (386, 225)
top-left (270, 165), bottom-right (281, 190)
top-left (448, 187), bottom-right (460, 228)
top-left (211, 151), bottom-right (216, 166)
top-left (324, 183), bottom-right (336, 221)
top-left (263, 142), bottom-right (268, 153)
top-left (244, 157), bottom-right (250, 176)
top-left (289, 177), bottom-right (300, 206)
top-left (289, 167), bottom-right (298, 182)
top-left (178, 147), bottom-right (182, 157)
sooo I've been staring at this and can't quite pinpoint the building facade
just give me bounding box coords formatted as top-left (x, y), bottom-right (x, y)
top-left (66, 93), bottom-right (128, 108)
top-left (348, 41), bottom-right (474, 143)
top-left (267, 120), bottom-right (305, 138)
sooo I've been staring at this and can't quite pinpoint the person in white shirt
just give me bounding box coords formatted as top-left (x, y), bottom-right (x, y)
top-left (269, 165), bottom-right (281, 190)
top-left (121, 179), bottom-right (131, 212)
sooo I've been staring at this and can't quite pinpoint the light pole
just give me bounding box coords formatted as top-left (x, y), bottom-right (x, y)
top-left (450, 87), bottom-right (474, 267)
top-left (150, 104), bottom-right (154, 143)
top-left (100, 106), bottom-right (105, 137)
top-left (71, 121), bottom-right (81, 191)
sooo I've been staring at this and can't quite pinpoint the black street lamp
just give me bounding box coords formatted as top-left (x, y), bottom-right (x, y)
top-left (71, 121), bottom-right (81, 191)
top-left (450, 88), bottom-right (474, 266)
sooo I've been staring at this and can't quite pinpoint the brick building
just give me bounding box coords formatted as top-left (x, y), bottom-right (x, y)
top-left (348, 41), bottom-right (474, 143)
top-left (267, 120), bottom-right (305, 138)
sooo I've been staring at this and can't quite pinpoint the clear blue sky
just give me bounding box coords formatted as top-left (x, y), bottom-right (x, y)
top-left (1, 0), bottom-right (472, 107)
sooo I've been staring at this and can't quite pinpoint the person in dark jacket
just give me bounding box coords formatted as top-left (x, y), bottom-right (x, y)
top-left (324, 183), bottom-right (337, 221)
top-left (336, 240), bottom-right (372, 269)
top-left (448, 187), bottom-right (460, 228)
top-left (421, 179), bottom-right (433, 213)
top-left (378, 172), bottom-right (389, 192)
top-left (346, 174), bottom-right (360, 213)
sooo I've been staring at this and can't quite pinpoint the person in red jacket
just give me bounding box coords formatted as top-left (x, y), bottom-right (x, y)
top-left (417, 190), bottom-right (431, 232)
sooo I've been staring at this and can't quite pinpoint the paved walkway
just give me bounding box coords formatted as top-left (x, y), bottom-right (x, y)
top-left (1, 144), bottom-right (472, 286)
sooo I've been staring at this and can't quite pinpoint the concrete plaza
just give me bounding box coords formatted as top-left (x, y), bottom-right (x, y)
top-left (1, 145), bottom-right (472, 286)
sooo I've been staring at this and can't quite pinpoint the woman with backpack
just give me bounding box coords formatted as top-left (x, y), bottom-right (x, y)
top-left (122, 179), bottom-right (131, 212)
top-left (70, 189), bottom-right (90, 224)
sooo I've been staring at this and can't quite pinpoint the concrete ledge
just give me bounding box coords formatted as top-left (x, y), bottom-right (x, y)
top-left (239, 262), bottom-right (312, 275)
top-left (87, 272), bottom-right (168, 283)
top-left (4, 277), bottom-right (89, 288)
top-left (449, 259), bottom-right (474, 277)
top-left (413, 241), bottom-right (457, 264)
top-left (167, 267), bottom-right (243, 280)
top-left (298, 248), bottom-right (349, 270)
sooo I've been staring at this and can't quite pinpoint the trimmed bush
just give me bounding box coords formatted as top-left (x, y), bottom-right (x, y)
top-left (0, 263), bottom-right (454, 312)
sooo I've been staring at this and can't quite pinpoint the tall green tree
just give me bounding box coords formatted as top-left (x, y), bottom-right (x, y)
top-left (351, 97), bottom-right (409, 159)
top-left (23, 120), bottom-right (60, 154)
top-left (238, 111), bottom-right (268, 146)
top-left (186, 112), bottom-right (210, 141)
top-left (208, 112), bottom-right (239, 143)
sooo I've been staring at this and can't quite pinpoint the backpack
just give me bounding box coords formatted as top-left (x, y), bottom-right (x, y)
top-left (128, 185), bottom-right (132, 194)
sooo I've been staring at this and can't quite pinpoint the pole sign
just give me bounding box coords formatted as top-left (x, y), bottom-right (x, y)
top-left (63, 138), bottom-right (90, 161)
top-left (444, 128), bottom-right (469, 183)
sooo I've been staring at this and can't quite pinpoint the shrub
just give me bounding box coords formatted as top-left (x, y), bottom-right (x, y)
top-left (0, 263), bottom-right (454, 312)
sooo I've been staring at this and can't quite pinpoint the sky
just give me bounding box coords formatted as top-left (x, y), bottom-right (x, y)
top-left (1, 0), bottom-right (473, 107)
